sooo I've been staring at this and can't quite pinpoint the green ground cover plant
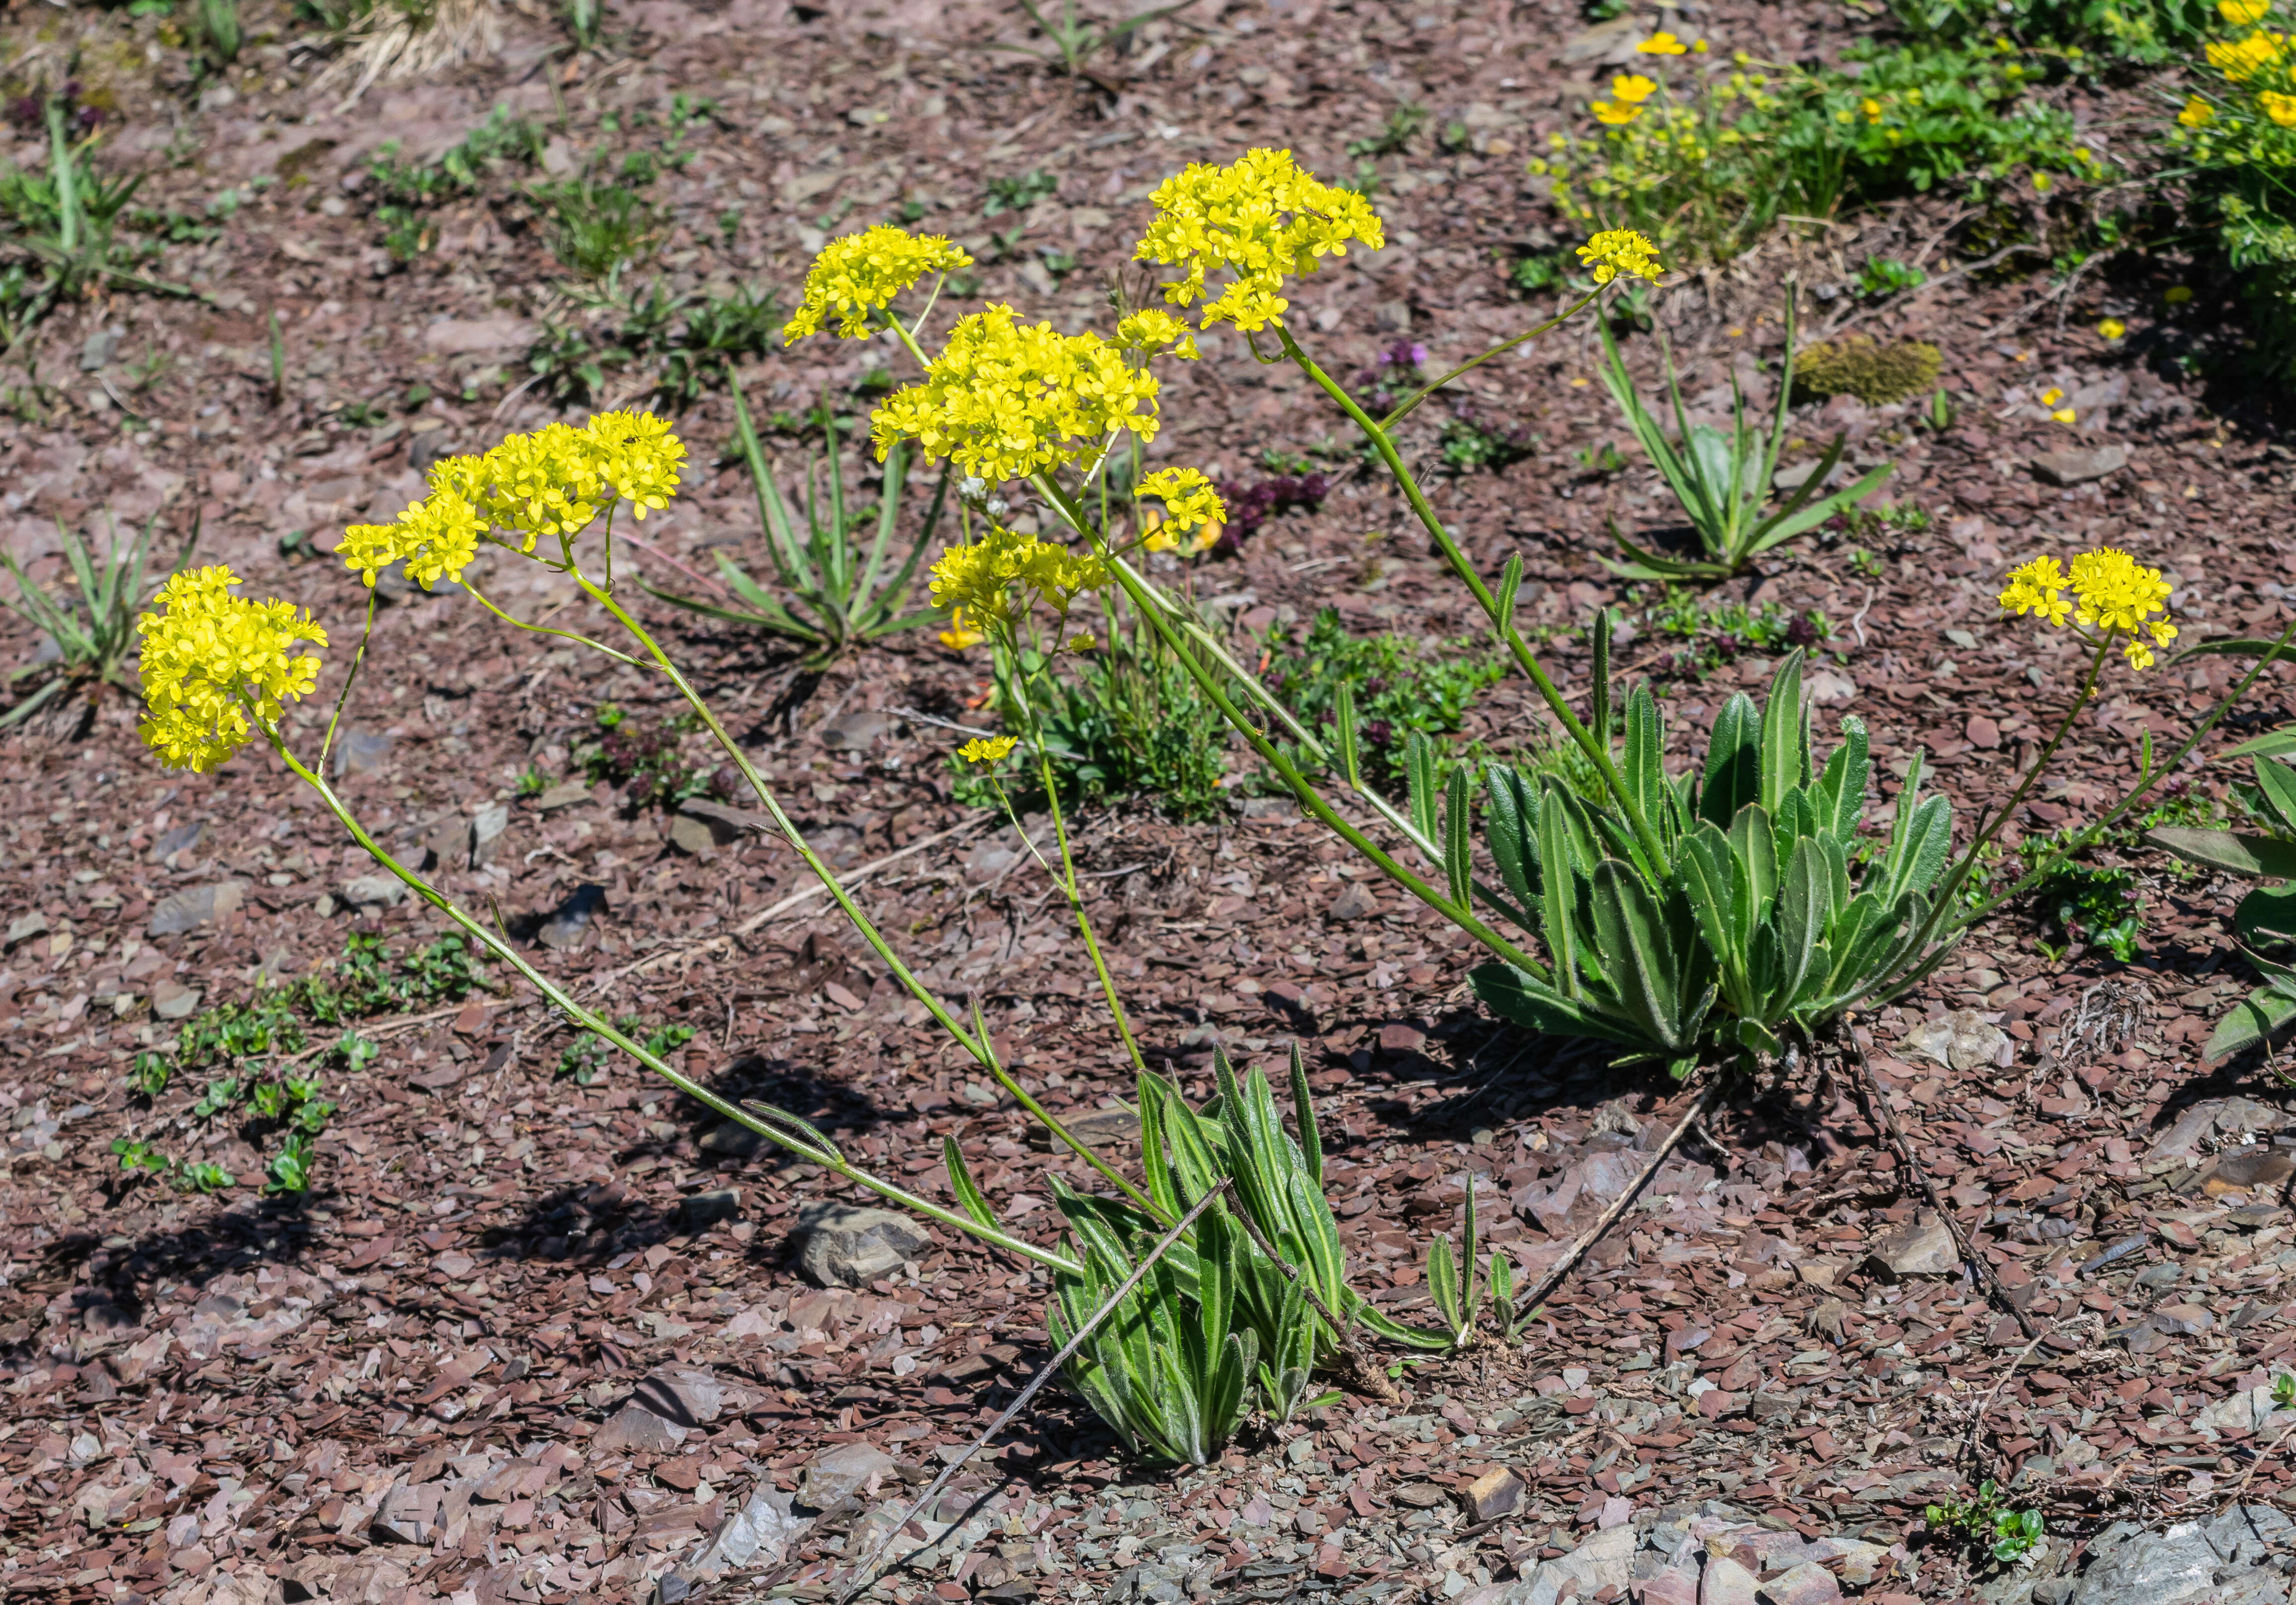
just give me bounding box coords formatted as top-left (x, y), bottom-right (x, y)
top-left (1256, 608), bottom-right (1504, 788)
top-left (0, 511), bottom-right (187, 727)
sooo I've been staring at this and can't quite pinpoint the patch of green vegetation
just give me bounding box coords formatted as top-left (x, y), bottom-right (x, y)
top-left (1348, 102), bottom-right (1430, 160)
top-left (1644, 586), bottom-right (1835, 681)
top-left (558, 1016), bottom-right (693, 1085)
top-left (533, 174), bottom-right (657, 279)
top-left (1259, 609), bottom-right (1504, 788)
top-left (1925, 1481), bottom-right (2045, 1566)
top-left (2039, 862), bottom-right (2142, 962)
top-left (578, 702), bottom-right (716, 809)
top-left (1794, 336), bottom-right (1945, 406)
top-left (527, 280), bottom-right (779, 408)
top-left (1886, 0), bottom-right (2210, 65)
top-left (1507, 252), bottom-right (1568, 295)
top-left (982, 170), bottom-right (1058, 217)
top-left (366, 106), bottom-right (546, 208)
top-left (1438, 402), bottom-right (1537, 475)
top-left (1857, 255), bottom-right (1928, 297)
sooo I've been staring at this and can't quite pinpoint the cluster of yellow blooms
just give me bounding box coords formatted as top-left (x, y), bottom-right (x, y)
top-left (957, 735), bottom-right (1019, 765)
top-left (1593, 73), bottom-right (1658, 126)
top-left (782, 224), bottom-right (974, 343)
top-left (2181, 0), bottom-right (2296, 133)
top-left (1577, 229), bottom-right (1665, 285)
top-left (870, 304), bottom-right (1169, 484)
top-left (927, 524), bottom-right (1110, 631)
top-left (1999, 549), bottom-right (2178, 669)
top-left (341, 412), bottom-right (686, 590)
top-left (1131, 148), bottom-right (1385, 333)
top-left (137, 567), bottom-right (328, 772)
top-left (1135, 466), bottom-right (1228, 555)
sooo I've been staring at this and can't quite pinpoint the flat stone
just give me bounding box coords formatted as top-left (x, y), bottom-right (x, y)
top-left (669, 813), bottom-right (729, 858)
top-left (797, 1441), bottom-right (898, 1510)
top-left (630, 1365), bottom-right (727, 1427)
top-left (339, 873), bottom-right (407, 910)
top-left (471, 802), bottom-right (509, 865)
top-left (1867, 1211), bottom-right (1960, 1279)
top-left (419, 813), bottom-right (470, 872)
top-left (536, 883), bottom-right (606, 950)
top-left (151, 821), bottom-right (204, 861)
top-left (1699, 1557), bottom-right (1760, 1605)
top-left (2031, 443), bottom-right (2129, 486)
top-left (1028, 1105), bottom-right (1141, 1153)
top-left (422, 316), bottom-right (537, 353)
top-left (1392, 1484), bottom-right (1451, 1509)
top-left (1755, 1562), bottom-right (1840, 1605)
top-left (2202, 1149), bottom-right (2295, 1194)
top-left (700, 1120), bottom-right (766, 1158)
top-left (1329, 882), bottom-right (1378, 921)
top-left (149, 881), bottom-right (245, 937)
top-left (4, 912), bottom-right (46, 947)
top-left (592, 1400), bottom-right (688, 1453)
top-left (1901, 1008), bottom-right (2010, 1073)
top-left (2150, 1302), bottom-right (2215, 1337)
top-left (1807, 670), bottom-right (1857, 703)
top-left (2204, 1504), bottom-right (2296, 1570)
top-left (678, 1188), bottom-right (742, 1229)
top-left (1801, 1538), bottom-right (1892, 1586)
top-left (536, 781), bottom-right (594, 812)
top-left (792, 1201), bottom-right (931, 1287)
top-left (818, 709), bottom-right (896, 752)
top-left (680, 1484), bottom-right (813, 1580)
top-left (2064, 1518), bottom-right (2223, 1605)
top-left (333, 729), bottom-right (395, 779)
top-left (1463, 1466), bottom-right (1525, 1523)
top-left (151, 979), bottom-right (202, 1019)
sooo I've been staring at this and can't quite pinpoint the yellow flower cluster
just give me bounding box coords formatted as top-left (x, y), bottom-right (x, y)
top-left (339, 412), bottom-right (686, 586)
top-left (1577, 228), bottom-right (1664, 285)
top-left (1998, 549), bottom-right (2178, 669)
top-left (783, 225), bottom-right (974, 343)
top-left (1593, 73), bottom-right (1658, 124)
top-left (958, 735), bottom-right (1019, 765)
top-left (928, 526), bottom-right (1110, 630)
top-left (137, 566), bottom-right (328, 773)
top-left (871, 305), bottom-right (1166, 484)
top-left (1132, 148), bottom-right (1386, 332)
top-left (2207, 27), bottom-right (2287, 80)
top-left (2224, 0), bottom-right (2272, 25)
top-left (1638, 30), bottom-right (1698, 54)
top-left (1136, 467), bottom-right (1227, 535)
top-left (1116, 308), bottom-right (1200, 359)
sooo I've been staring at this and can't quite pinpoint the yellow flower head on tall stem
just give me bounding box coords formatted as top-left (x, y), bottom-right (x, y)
top-left (2264, 88), bottom-right (2296, 124)
top-left (958, 735), bottom-right (1019, 765)
top-left (1132, 148), bottom-right (1385, 333)
top-left (2208, 29), bottom-right (2285, 80)
top-left (782, 225), bottom-right (974, 343)
top-left (137, 566), bottom-right (328, 772)
top-left (1116, 308), bottom-right (1200, 360)
top-left (871, 304), bottom-right (1163, 484)
top-left (585, 410), bottom-right (686, 519)
top-left (1576, 228), bottom-right (1664, 285)
top-left (1998, 556), bottom-right (2074, 626)
top-left (2001, 549), bottom-right (2175, 670)
top-left (1135, 466), bottom-right (1227, 534)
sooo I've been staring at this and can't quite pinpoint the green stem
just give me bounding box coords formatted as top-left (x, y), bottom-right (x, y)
top-left (463, 576), bottom-right (656, 671)
top-left (1029, 735), bottom-right (1151, 1084)
top-left (1030, 472), bottom-right (1550, 979)
top-left (266, 738), bottom-right (1080, 1272)
top-left (1272, 324), bottom-right (1671, 878)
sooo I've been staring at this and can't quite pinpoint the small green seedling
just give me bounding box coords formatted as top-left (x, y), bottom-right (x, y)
top-left (1926, 1481), bottom-right (2044, 1566)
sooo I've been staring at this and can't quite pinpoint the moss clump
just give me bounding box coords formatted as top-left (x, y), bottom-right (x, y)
top-left (1793, 336), bottom-right (1943, 406)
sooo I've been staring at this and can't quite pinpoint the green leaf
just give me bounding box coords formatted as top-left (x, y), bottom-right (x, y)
top-left (1624, 684), bottom-right (1665, 831)
top-left (1771, 837), bottom-right (1830, 1016)
top-left (1426, 1232), bottom-right (1461, 1329)
top-left (2238, 886), bottom-right (2296, 942)
top-left (2255, 757), bottom-right (2296, 837)
top-left (1591, 607), bottom-right (1613, 753)
top-left (1483, 762), bottom-right (1539, 912)
top-left (2168, 636), bottom-right (2296, 666)
top-left (1759, 649), bottom-right (1808, 813)
top-left (1810, 715), bottom-right (1870, 844)
top-left (1589, 860), bottom-right (1689, 1051)
top-left (2221, 725), bottom-right (2296, 760)
top-left (1287, 1041), bottom-right (1324, 1193)
top-left (1442, 763), bottom-right (1473, 910)
top-left (2144, 827), bottom-right (2296, 880)
top-left (942, 1135), bottom-right (1002, 1233)
top-left (1701, 692), bottom-right (1760, 827)
top-left (2205, 981), bottom-right (2296, 1062)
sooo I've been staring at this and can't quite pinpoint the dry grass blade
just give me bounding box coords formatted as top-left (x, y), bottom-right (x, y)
top-left (320, 0), bottom-right (505, 109)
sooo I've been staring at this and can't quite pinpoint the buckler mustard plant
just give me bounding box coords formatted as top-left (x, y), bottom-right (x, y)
top-left (781, 223), bottom-right (974, 342)
top-left (136, 567), bottom-right (327, 773)
top-left (1131, 147), bottom-right (1385, 332)
top-left (2000, 548), bottom-right (2178, 668)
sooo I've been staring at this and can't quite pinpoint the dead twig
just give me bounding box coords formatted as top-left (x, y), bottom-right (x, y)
top-left (1848, 1028), bottom-right (2042, 1340)
top-left (2229, 1414), bottom-right (2296, 1508)
top-left (1513, 1079), bottom-right (1719, 1316)
top-left (830, 1181), bottom-right (1232, 1605)
top-left (1966, 1328), bottom-right (2049, 1466)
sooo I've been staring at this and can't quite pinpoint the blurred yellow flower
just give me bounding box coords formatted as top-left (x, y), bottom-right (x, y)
top-left (1592, 98), bottom-right (1642, 125)
top-left (1862, 97), bottom-right (1883, 122)
top-left (938, 607), bottom-right (985, 650)
top-left (2264, 88), bottom-right (2296, 123)
top-left (2207, 29), bottom-right (2285, 80)
top-left (2223, 0), bottom-right (2271, 24)
top-left (1637, 30), bottom-right (1690, 53)
top-left (1136, 466), bottom-right (1227, 533)
top-left (2098, 318), bottom-right (2127, 340)
top-left (958, 735), bottom-right (1019, 764)
top-left (2051, 407), bottom-right (2078, 423)
top-left (2179, 96), bottom-right (2216, 127)
top-left (2033, 171), bottom-right (2054, 192)
top-left (783, 225), bottom-right (973, 343)
top-left (2040, 387), bottom-right (2065, 406)
top-left (1611, 74), bottom-right (1658, 103)
top-left (2166, 285), bottom-right (2195, 304)
top-left (929, 526), bottom-right (1110, 627)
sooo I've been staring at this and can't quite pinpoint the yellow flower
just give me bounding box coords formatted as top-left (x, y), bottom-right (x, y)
top-left (2068, 547), bottom-right (2172, 636)
top-left (2098, 318), bottom-right (2127, 339)
top-left (1611, 74), bottom-right (1657, 103)
top-left (2265, 88), bottom-right (2296, 124)
top-left (1592, 98), bottom-right (1642, 125)
top-left (1132, 148), bottom-right (1386, 332)
top-left (871, 305), bottom-right (1164, 484)
top-left (928, 526), bottom-right (1110, 627)
top-left (782, 225), bottom-right (974, 343)
top-left (477, 422), bottom-right (609, 551)
top-left (2166, 285), bottom-right (2195, 304)
top-left (1999, 556), bottom-right (2074, 626)
top-left (2223, 0), bottom-right (2271, 24)
top-left (2051, 407), bottom-right (2078, 423)
top-left (1638, 30), bottom-right (1690, 53)
top-left (1068, 632), bottom-right (1097, 652)
top-left (1576, 228), bottom-right (1663, 285)
top-left (1862, 97), bottom-right (1884, 122)
top-left (2178, 96), bottom-right (2216, 127)
top-left (937, 606), bottom-right (985, 650)
top-left (958, 735), bottom-right (1019, 764)
top-left (1136, 466), bottom-right (1227, 533)
top-left (584, 410), bottom-right (686, 520)
top-left (137, 566), bottom-right (327, 773)
top-left (1116, 308), bottom-right (1200, 360)
top-left (2032, 172), bottom-right (2053, 192)
top-left (2040, 388), bottom-right (2066, 406)
top-left (2207, 29), bottom-right (2285, 80)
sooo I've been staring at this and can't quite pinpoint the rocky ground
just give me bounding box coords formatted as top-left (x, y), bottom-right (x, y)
top-left (2, 1), bottom-right (2296, 1604)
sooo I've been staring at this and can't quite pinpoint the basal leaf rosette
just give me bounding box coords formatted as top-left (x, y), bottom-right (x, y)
top-left (1131, 148), bottom-right (1386, 333)
top-left (1999, 547), bottom-right (2177, 670)
top-left (137, 566), bottom-right (328, 773)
